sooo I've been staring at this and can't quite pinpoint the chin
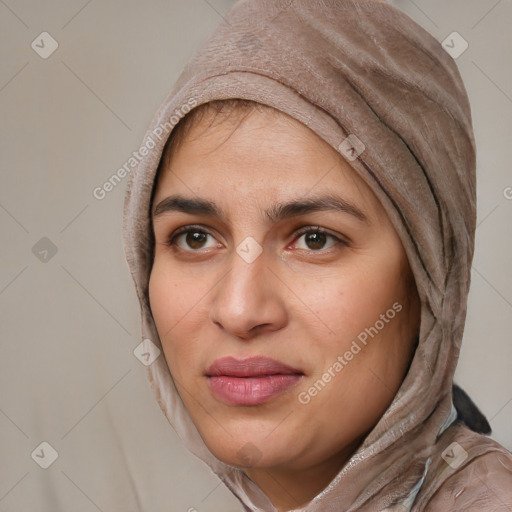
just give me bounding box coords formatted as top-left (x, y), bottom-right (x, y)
top-left (198, 423), bottom-right (295, 469)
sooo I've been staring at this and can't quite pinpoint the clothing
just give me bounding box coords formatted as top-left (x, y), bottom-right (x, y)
top-left (122, 0), bottom-right (512, 510)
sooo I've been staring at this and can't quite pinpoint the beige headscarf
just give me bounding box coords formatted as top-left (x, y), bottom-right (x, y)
top-left (122, 0), bottom-right (512, 510)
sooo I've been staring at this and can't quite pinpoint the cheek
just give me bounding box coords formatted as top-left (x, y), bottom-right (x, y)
top-left (148, 264), bottom-right (196, 363)
top-left (148, 261), bottom-right (221, 382)
top-left (299, 254), bottom-right (407, 345)
top-left (149, 258), bottom-right (210, 330)
top-left (148, 265), bottom-right (179, 333)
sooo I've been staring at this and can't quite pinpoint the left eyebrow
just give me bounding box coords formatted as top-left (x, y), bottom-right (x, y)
top-left (265, 194), bottom-right (370, 225)
top-left (152, 193), bottom-right (370, 225)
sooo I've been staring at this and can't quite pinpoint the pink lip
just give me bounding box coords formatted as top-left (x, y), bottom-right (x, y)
top-left (205, 356), bottom-right (304, 406)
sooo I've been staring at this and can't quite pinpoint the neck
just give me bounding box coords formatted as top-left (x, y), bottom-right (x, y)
top-left (244, 437), bottom-right (363, 511)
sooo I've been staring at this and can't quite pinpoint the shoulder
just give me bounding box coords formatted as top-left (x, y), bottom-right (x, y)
top-left (424, 437), bottom-right (512, 511)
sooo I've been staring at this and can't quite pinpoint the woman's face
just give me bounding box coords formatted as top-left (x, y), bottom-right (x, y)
top-left (149, 106), bottom-right (421, 479)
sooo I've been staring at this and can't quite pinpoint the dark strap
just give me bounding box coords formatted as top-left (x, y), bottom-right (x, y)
top-left (452, 383), bottom-right (492, 434)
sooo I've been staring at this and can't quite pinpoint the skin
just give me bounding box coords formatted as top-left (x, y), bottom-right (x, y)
top-left (149, 106), bottom-right (421, 511)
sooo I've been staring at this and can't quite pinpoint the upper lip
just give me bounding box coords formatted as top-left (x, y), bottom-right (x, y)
top-left (205, 356), bottom-right (303, 377)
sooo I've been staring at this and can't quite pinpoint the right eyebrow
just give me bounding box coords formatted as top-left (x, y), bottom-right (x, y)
top-left (153, 195), bottom-right (222, 219)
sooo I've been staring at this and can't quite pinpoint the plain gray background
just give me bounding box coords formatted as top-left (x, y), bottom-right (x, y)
top-left (1, 1), bottom-right (511, 510)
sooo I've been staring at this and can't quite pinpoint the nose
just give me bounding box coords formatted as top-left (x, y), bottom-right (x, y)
top-left (209, 246), bottom-right (288, 340)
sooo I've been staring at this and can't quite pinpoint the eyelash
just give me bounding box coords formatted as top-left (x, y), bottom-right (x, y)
top-left (165, 225), bottom-right (349, 253)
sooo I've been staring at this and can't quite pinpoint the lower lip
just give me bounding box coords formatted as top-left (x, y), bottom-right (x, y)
top-left (207, 374), bottom-right (303, 406)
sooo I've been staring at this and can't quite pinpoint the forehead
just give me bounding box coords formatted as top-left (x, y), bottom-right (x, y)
top-left (153, 106), bottom-right (384, 222)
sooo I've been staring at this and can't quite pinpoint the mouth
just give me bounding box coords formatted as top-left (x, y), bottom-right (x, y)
top-left (205, 356), bottom-right (304, 406)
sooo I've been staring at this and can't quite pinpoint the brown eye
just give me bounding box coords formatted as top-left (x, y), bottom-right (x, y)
top-left (304, 231), bottom-right (328, 250)
top-left (293, 227), bottom-right (346, 252)
top-left (184, 231), bottom-right (208, 249)
top-left (167, 227), bottom-right (219, 251)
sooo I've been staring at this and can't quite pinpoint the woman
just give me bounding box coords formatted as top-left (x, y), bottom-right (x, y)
top-left (122, 0), bottom-right (512, 510)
